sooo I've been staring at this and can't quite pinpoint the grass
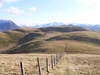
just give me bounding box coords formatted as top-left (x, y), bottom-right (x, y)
top-left (49, 54), bottom-right (100, 75)
top-left (0, 54), bottom-right (57, 75)
top-left (5, 31), bottom-right (100, 54)
top-left (0, 28), bottom-right (44, 51)
top-left (0, 26), bottom-right (100, 74)
top-left (1, 53), bottom-right (99, 75)
top-left (46, 31), bottom-right (100, 45)
top-left (0, 26), bottom-right (89, 53)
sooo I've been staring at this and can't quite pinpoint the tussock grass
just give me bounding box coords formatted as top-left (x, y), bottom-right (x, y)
top-left (49, 54), bottom-right (100, 75)
top-left (0, 54), bottom-right (56, 75)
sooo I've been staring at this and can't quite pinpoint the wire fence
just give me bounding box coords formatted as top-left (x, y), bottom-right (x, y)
top-left (20, 53), bottom-right (65, 75)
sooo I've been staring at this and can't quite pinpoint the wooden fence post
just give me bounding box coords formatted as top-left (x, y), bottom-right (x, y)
top-left (46, 57), bottom-right (49, 73)
top-left (51, 56), bottom-right (53, 69)
top-left (20, 62), bottom-right (25, 75)
top-left (56, 54), bottom-right (58, 64)
top-left (54, 56), bottom-right (56, 66)
top-left (37, 57), bottom-right (42, 75)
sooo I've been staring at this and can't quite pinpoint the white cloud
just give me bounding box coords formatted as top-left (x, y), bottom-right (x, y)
top-left (0, 6), bottom-right (24, 15)
top-left (54, 11), bottom-right (100, 24)
top-left (48, 6), bottom-right (100, 24)
top-left (4, 0), bottom-right (19, 3)
top-left (76, 0), bottom-right (100, 6)
top-left (0, 0), bottom-right (19, 7)
top-left (29, 7), bottom-right (37, 12)
top-left (56, 13), bottom-right (64, 17)
top-left (0, 1), bottom-right (3, 7)
top-left (51, 0), bottom-right (100, 24)
top-left (7, 6), bottom-right (24, 15)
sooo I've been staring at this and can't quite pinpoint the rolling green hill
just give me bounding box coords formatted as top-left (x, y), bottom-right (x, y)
top-left (1, 26), bottom-right (100, 54)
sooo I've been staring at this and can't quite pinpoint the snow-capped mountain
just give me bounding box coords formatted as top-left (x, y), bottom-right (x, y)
top-left (32, 22), bottom-right (66, 28)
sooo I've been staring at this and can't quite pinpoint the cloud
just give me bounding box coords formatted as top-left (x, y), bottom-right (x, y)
top-left (54, 11), bottom-right (100, 24)
top-left (74, 0), bottom-right (100, 24)
top-left (56, 13), bottom-right (64, 17)
top-left (29, 7), bottom-right (37, 12)
top-left (0, 6), bottom-right (24, 15)
top-left (0, 0), bottom-right (19, 7)
top-left (76, 0), bottom-right (100, 6)
top-left (0, 1), bottom-right (3, 7)
top-left (7, 6), bottom-right (24, 15)
top-left (4, 0), bottom-right (19, 3)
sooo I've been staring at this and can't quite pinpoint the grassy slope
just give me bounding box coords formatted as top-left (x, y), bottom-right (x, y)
top-left (49, 54), bottom-right (100, 75)
top-left (0, 54), bottom-right (55, 75)
top-left (0, 53), bottom-right (100, 75)
top-left (10, 32), bottom-right (100, 54)
top-left (0, 28), bottom-right (42, 50)
top-left (1, 26), bottom-right (100, 54)
top-left (5, 31), bottom-right (100, 54)
top-left (43, 31), bottom-right (100, 54)
top-left (0, 26), bottom-right (100, 75)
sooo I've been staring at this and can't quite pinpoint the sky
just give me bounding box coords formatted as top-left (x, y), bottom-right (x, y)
top-left (0, 0), bottom-right (100, 26)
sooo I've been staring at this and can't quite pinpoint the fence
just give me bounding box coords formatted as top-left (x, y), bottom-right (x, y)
top-left (20, 53), bottom-right (64, 75)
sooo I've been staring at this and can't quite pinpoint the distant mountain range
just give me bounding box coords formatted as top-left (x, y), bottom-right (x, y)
top-left (68, 24), bottom-right (100, 31)
top-left (0, 20), bottom-right (100, 32)
top-left (31, 22), bottom-right (100, 31)
top-left (31, 22), bottom-right (66, 28)
top-left (0, 20), bottom-right (19, 32)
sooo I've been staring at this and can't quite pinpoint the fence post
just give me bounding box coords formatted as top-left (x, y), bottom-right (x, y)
top-left (37, 57), bottom-right (42, 75)
top-left (56, 54), bottom-right (58, 64)
top-left (54, 56), bottom-right (56, 66)
top-left (20, 62), bottom-right (25, 75)
top-left (46, 57), bottom-right (49, 73)
top-left (56, 54), bottom-right (59, 64)
top-left (51, 56), bottom-right (53, 69)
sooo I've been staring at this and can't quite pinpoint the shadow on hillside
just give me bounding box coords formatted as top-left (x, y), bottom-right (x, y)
top-left (12, 29), bottom-right (27, 33)
top-left (46, 35), bottom-right (100, 45)
top-left (40, 27), bottom-right (87, 32)
top-left (18, 33), bottom-right (42, 44)
top-left (2, 41), bottom-right (47, 54)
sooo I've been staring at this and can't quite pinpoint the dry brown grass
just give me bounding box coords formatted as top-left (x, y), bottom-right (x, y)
top-left (5, 30), bottom-right (100, 54)
top-left (49, 54), bottom-right (100, 75)
top-left (0, 53), bottom-right (100, 75)
top-left (0, 54), bottom-right (57, 75)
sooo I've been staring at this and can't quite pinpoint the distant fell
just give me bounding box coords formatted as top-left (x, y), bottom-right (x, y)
top-left (0, 20), bottom-right (19, 32)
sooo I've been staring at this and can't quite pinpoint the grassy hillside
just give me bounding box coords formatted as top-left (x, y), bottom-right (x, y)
top-left (0, 28), bottom-right (42, 50)
top-left (39, 26), bottom-right (87, 32)
top-left (1, 26), bottom-right (100, 54)
top-left (47, 31), bottom-right (100, 45)
top-left (0, 26), bottom-right (100, 75)
top-left (49, 54), bottom-right (100, 75)
top-left (6, 31), bottom-right (100, 54)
